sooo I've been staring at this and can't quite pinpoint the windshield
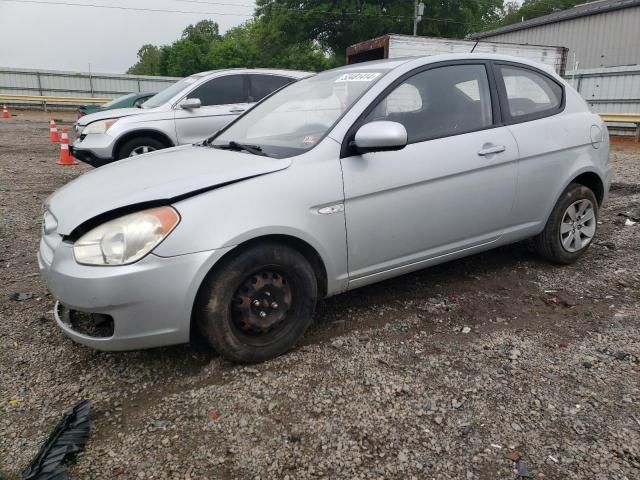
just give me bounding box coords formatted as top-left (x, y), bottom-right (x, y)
top-left (100, 93), bottom-right (136, 108)
top-left (212, 69), bottom-right (387, 158)
top-left (141, 75), bottom-right (201, 109)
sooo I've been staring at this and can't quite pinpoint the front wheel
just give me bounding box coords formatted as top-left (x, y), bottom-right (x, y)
top-left (194, 243), bottom-right (317, 363)
top-left (117, 136), bottom-right (166, 159)
top-left (533, 183), bottom-right (598, 264)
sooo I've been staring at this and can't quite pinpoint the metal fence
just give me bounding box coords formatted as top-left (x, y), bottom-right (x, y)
top-left (565, 65), bottom-right (640, 135)
top-left (0, 67), bottom-right (180, 107)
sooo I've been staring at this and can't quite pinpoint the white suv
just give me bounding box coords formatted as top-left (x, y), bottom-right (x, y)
top-left (71, 68), bottom-right (311, 166)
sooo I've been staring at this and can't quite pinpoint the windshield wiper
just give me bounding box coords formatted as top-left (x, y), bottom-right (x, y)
top-left (212, 141), bottom-right (269, 157)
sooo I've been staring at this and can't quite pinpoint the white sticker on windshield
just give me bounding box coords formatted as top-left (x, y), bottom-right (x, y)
top-left (336, 72), bottom-right (381, 83)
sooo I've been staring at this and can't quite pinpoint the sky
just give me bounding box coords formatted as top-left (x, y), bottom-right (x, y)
top-left (0, 0), bottom-right (255, 74)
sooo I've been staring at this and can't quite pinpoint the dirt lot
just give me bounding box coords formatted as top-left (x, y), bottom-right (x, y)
top-left (1, 114), bottom-right (639, 479)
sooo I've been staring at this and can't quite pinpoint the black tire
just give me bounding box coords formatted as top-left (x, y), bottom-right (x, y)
top-left (533, 183), bottom-right (598, 264)
top-left (194, 243), bottom-right (317, 363)
top-left (117, 136), bottom-right (166, 159)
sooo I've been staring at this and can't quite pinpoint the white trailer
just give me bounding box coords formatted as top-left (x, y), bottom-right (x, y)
top-left (346, 34), bottom-right (568, 75)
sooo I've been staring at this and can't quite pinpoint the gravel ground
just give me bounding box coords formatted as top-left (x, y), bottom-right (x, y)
top-left (1, 115), bottom-right (639, 479)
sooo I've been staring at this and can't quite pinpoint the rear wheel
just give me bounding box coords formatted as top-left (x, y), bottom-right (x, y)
top-left (117, 136), bottom-right (166, 159)
top-left (194, 243), bottom-right (317, 363)
top-left (534, 183), bottom-right (598, 264)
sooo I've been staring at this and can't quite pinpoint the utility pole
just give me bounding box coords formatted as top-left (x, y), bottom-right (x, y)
top-left (413, 0), bottom-right (424, 36)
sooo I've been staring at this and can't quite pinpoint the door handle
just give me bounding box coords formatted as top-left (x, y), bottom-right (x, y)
top-left (477, 144), bottom-right (506, 156)
top-left (229, 108), bottom-right (246, 113)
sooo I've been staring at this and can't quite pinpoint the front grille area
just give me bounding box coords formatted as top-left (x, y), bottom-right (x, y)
top-left (57, 303), bottom-right (115, 338)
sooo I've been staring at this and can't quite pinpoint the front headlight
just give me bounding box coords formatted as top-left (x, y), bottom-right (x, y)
top-left (73, 207), bottom-right (180, 266)
top-left (83, 118), bottom-right (119, 135)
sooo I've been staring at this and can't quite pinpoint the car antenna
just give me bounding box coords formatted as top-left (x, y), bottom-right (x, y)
top-left (470, 40), bottom-right (479, 53)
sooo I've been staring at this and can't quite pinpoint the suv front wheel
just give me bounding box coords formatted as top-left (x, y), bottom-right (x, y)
top-left (117, 136), bottom-right (166, 159)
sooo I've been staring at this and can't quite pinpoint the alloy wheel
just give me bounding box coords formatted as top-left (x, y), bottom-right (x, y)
top-left (129, 145), bottom-right (157, 156)
top-left (560, 199), bottom-right (596, 252)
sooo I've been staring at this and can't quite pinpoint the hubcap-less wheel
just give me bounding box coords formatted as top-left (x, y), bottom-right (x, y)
top-left (129, 145), bottom-right (157, 156)
top-left (560, 199), bottom-right (596, 252)
top-left (231, 270), bottom-right (292, 336)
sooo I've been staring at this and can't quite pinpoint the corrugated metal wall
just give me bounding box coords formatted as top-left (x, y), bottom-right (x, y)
top-left (0, 67), bottom-right (180, 99)
top-left (565, 65), bottom-right (640, 113)
top-left (565, 65), bottom-right (640, 135)
top-left (478, 7), bottom-right (640, 69)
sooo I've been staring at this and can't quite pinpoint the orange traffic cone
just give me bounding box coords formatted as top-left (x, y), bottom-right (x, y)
top-left (49, 119), bottom-right (59, 142)
top-left (57, 128), bottom-right (78, 166)
top-left (2, 104), bottom-right (9, 119)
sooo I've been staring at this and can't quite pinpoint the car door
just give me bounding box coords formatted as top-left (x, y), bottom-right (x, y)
top-left (340, 62), bottom-right (519, 283)
top-left (174, 74), bottom-right (250, 144)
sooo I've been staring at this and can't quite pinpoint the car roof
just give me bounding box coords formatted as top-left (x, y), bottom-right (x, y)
top-left (336, 53), bottom-right (557, 76)
top-left (194, 68), bottom-right (312, 80)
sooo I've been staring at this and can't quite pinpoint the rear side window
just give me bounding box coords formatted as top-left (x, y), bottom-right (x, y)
top-left (498, 66), bottom-right (562, 119)
top-left (249, 75), bottom-right (294, 102)
top-left (188, 75), bottom-right (249, 106)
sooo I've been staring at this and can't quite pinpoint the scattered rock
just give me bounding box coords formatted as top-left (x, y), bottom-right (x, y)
top-left (614, 351), bottom-right (629, 361)
top-left (152, 420), bottom-right (169, 429)
top-left (9, 292), bottom-right (33, 301)
top-left (504, 450), bottom-right (521, 462)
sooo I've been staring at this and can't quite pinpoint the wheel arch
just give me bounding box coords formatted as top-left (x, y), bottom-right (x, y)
top-left (570, 171), bottom-right (605, 207)
top-left (189, 233), bottom-right (329, 342)
top-left (113, 129), bottom-right (175, 158)
top-left (536, 168), bottom-right (606, 239)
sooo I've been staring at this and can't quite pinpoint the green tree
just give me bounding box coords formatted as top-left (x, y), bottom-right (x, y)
top-left (181, 19), bottom-right (222, 45)
top-left (207, 23), bottom-right (260, 69)
top-left (205, 20), bottom-right (334, 72)
top-left (127, 1), bottom-right (508, 76)
top-left (165, 39), bottom-right (206, 76)
top-left (127, 44), bottom-right (162, 75)
top-left (254, 0), bottom-right (504, 63)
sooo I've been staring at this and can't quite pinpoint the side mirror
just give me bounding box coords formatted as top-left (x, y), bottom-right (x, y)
top-left (351, 121), bottom-right (407, 154)
top-left (180, 98), bottom-right (201, 109)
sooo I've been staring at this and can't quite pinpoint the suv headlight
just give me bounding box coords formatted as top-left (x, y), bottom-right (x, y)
top-left (83, 118), bottom-right (119, 135)
top-left (73, 207), bottom-right (180, 266)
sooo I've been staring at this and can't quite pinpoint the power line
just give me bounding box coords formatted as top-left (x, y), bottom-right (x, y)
top-left (0, 0), bottom-right (254, 16)
top-left (1, 0), bottom-right (414, 19)
top-left (176, 0), bottom-right (256, 8)
top-left (176, 0), bottom-right (414, 19)
top-left (1, 0), bottom-right (582, 29)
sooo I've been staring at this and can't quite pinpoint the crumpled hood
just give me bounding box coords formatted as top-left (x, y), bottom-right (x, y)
top-left (47, 145), bottom-right (291, 235)
top-left (75, 107), bottom-right (149, 126)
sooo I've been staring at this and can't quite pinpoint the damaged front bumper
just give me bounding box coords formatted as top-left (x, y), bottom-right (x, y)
top-left (39, 240), bottom-right (231, 351)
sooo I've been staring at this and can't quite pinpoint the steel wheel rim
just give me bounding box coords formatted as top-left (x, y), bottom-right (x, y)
top-left (560, 199), bottom-right (596, 253)
top-left (129, 145), bottom-right (156, 156)
top-left (231, 269), bottom-right (293, 337)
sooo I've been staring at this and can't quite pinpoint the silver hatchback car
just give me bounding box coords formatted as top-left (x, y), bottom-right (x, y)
top-left (39, 54), bottom-right (611, 363)
top-left (71, 68), bottom-right (310, 166)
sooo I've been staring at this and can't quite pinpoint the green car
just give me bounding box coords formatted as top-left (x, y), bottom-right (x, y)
top-left (77, 92), bottom-right (157, 118)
